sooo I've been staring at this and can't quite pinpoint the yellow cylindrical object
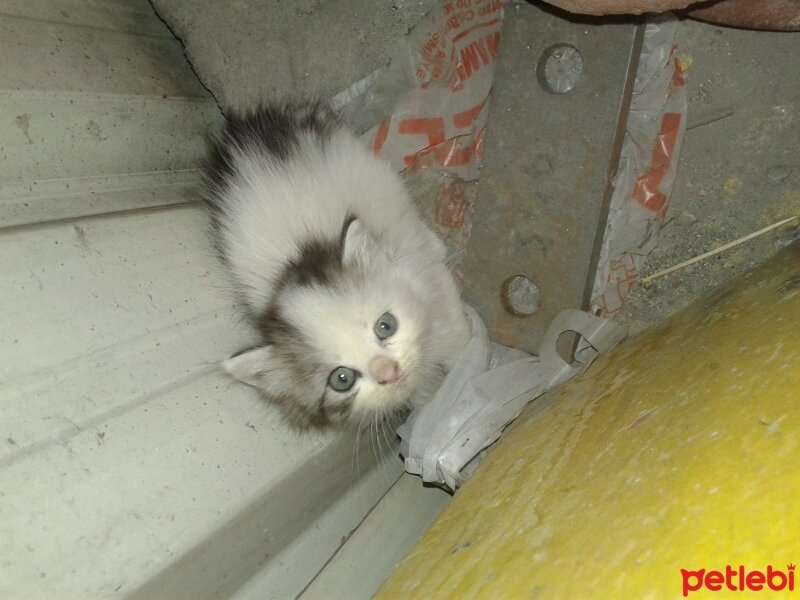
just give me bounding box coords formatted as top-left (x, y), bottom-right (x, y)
top-left (377, 242), bottom-right (800, 600)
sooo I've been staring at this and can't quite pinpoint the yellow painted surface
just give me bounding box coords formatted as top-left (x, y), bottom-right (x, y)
top-left (376, 242), bottom-right (800, 600)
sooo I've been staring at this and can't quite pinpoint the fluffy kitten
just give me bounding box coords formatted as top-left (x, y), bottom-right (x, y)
top-left (204, 101), bottom-right (470, 430)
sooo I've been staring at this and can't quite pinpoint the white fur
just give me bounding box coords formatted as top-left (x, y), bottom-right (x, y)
top-left (217, 130), bottom-right (447, 314)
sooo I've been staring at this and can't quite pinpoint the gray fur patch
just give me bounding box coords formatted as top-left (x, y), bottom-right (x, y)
top-left (251, 297), bottom-right (356, 430)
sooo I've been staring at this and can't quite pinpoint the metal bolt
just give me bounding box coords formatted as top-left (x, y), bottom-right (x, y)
top-left (536, 44), bottom-right (584, 94)
top-left (502, 275), bottom-right (541, 316)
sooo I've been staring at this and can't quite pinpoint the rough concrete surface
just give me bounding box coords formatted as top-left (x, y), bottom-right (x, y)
top-left (617, 19), bottom-right (800, 333)
top-left (150, 0), bottom-right (438, 112)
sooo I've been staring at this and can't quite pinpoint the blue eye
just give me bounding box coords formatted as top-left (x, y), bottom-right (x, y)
top-left (374, 312), bottom-right (397, 341)
top-left (328, 366), bottom-right (356, 392)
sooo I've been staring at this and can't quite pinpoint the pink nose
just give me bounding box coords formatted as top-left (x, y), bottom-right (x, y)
top-left (369, 356), bottom-right (401, 385)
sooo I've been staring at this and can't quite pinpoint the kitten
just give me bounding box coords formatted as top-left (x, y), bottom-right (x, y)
top-left (204, 101), bottom-right (470, 430)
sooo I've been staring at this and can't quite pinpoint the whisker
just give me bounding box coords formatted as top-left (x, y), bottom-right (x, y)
top-left (375, 410), bottom-right (395, 485)
top-left (352, 409), bottom-right (369, 482)
top-left (374, 410), bottom-right (386, 473)
top-left (379, 408), bottom-right (395, 463)
top-left (369, 415), bottom-right (380, 469)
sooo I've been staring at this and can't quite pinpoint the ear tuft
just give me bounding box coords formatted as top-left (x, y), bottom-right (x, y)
top-left (222, 346), bottom-right (272, 388)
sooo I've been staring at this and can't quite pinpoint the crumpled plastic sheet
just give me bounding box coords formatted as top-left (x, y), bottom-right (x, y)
top-left (398, 306), bottom-right (627, 490)
top-left (590, 16), bottom-right (688, 316)
top-left (331, 0), bottom-right (504, 245)
top-left (350, 0), bottom-right (503, 181)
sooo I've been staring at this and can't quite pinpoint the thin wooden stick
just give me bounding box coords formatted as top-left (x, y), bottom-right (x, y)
top-left (641, 215), bottom-right (799, 284)
top-left (686, 107), bottom-right (734, 131)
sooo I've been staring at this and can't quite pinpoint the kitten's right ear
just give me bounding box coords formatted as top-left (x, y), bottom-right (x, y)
top-left (222, 346), bottom-right (273, 388)
top-left (341, 218), bottom-right (377, 266)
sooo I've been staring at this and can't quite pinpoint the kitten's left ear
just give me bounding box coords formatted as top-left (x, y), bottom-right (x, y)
top-left (222, 346), bottom-right (272, 388)
top-left (341, 218), bottom-right (378, 266)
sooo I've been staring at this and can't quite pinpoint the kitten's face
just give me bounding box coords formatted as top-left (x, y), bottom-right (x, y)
top-left (223, 221), bottom-right (443, 429)
top-left (283, 269), bottom-right (428, 419)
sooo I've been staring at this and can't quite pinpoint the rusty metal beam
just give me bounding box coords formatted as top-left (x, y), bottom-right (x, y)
top-left (534, 0), bottom-right (800, 31)
top-left (461, 5), bottom-right (642, 353)
top-left (535, 0), bottom-right (694, 15)
top-left (687, 0), bottom-right (800, 31)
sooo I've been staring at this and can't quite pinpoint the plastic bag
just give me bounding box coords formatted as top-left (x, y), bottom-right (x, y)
top-left (398, 306), bottom-right (626, 490)
top-left (591, 17), bottom-right (689, 316)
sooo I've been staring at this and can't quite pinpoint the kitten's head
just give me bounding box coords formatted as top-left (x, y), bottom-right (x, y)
top-left (223, 219), bottom-right (442, 430)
